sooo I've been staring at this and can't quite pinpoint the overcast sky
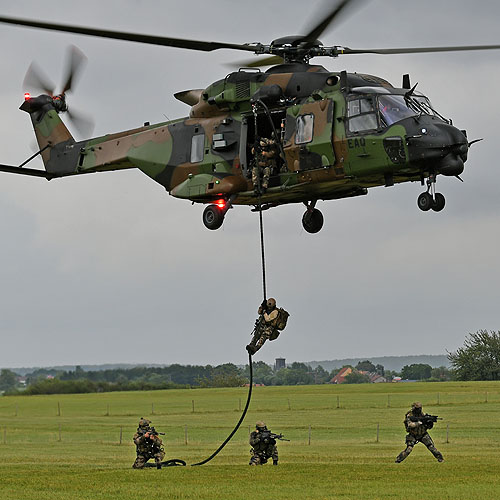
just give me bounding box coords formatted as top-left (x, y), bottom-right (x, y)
top-left (0, 0), bottom-right (499, 370)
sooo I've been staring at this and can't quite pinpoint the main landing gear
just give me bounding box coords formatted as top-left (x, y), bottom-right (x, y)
top-left (302, 201), bottom-right (324, 233)
top-left (202, 196), bottom-right (235, 230)
top-left (417, 174), bottom-right (446, 213)
top-left (203, 204), bottom-right (225, 230)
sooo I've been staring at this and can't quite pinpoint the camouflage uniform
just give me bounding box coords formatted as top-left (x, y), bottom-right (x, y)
top-left (251, 137), bottom-right (278, 193)
top-left (249, 422), bottom-right (278, 465)
top-left (132, 418), bottom-right (166, 469)
top-left (247, 298), bottom-right (280, 355)
top-left (395, 402), bottom-right (444, 463)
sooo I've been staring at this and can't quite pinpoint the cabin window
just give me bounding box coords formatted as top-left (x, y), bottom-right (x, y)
top-left (190, 134), bottom-right (205, 163)
top-left (295, 114), bottom-right (314, 144)
top-left (347, 97), bottom-right (378, 133)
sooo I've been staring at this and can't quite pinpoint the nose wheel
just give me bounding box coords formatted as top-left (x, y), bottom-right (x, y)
top-left (417, 175), bottom-right (446, 212)
top-left (302, 201), bottom-right (324, 233)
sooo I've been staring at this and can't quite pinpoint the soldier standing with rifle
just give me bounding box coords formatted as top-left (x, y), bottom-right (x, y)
top-left (249, 421), bottom-right (288, 465)
top-left (395, 402), bottom-right (444, 463)
top-left (132, 418), bottom-right (166, 469)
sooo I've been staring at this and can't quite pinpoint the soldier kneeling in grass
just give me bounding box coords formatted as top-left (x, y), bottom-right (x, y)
top-left (249, 421), bottom-right (279, 465)
top-left (132, 418), bottom-right (166, 469)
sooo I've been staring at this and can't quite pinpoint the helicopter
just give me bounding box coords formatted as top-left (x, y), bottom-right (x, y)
top-left (0, 0), bottom-right (499, 234)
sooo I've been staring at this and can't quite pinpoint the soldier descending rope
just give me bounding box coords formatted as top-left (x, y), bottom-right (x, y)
top-left (246, 298), bottom-right (289, 355)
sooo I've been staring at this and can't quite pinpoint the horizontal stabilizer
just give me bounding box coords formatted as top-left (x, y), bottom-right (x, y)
top-left (0, 163), bottom-right (77, 179)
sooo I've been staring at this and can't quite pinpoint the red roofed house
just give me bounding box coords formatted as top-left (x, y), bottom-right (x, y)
top-left (330, 367), bottom-right (352, 384)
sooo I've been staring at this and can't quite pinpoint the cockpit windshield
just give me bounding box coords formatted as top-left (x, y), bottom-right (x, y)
top-left (378, 95), bottom-right (416, 126)
top-left (378, 94), bottom-right (448, 127)
top-left (347, 92), bottom-right (449, 134)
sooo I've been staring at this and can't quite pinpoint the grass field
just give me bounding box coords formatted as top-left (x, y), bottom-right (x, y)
top-left (1, 381), bottom-right (500, 500)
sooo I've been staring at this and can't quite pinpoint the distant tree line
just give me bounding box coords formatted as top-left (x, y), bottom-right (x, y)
top-left (13, 331), bottom-right (500, 396)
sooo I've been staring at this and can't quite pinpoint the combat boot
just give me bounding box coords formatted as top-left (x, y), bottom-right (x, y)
top-left (273, 460), bottom-right (278, 465)
top-left (246, 344), bottom-right (256, 355)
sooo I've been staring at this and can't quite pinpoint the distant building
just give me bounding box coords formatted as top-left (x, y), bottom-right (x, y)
top-left (275, 358), bottom-right (286, 371)
top-left (330, 367), bottom-right (387, 384)
top-left (330, 367), bottom-right (353, 384)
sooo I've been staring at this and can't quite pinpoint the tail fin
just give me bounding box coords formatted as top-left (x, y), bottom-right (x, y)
top-left (20, 94), bottom-right (78, 174)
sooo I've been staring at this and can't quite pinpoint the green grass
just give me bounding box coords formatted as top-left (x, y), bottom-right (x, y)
top-left (1, 382), bottom-right (500, 499)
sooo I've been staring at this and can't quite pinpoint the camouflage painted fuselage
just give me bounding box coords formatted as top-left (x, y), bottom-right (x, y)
top-left (22, 63), bottom-right (468, 208)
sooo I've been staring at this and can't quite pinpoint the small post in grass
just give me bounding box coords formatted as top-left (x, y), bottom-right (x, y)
top-left (192, 400), bottom-right (195, 413)
top-left (106, 404), bottom-right (110, 416)
top-left (248, 425), bottom-right (251, 437)
top-left (485, 392), bottom-right (488, 403)
top-left (446, 423), bottom-right (450, 444)
top-left (119, 426), bottom-right (123, 445)
top-left (15, 404), bottom-right (18, 417)
top-left (184, 425), bottom-right (188, 445)
top-left (288, 399), bottom-right (291, 411)
top-left (57, 401), bottom-right (61, 417)
top-left (239, 398), bottom-right (241, 411)
top-left (437, 393), bottom-right (440, 405)
top-left (376, 422), bottom-right (380, 443)
top-left (308, 425), bottom-right (311, 445)
top-left (58, 423), bottom-right (62, 442)
top-left (3, 427), bottom-right (6, 445)
top-left (336, 395), bottom-right (340, 409)
top-left (151, 403), bottom-right (154, 415)
top-left (387, 395), bottom-right (390, 408)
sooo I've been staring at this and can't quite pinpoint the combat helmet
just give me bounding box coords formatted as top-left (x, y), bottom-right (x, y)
top-left (411, 402), bottom-right (423, 411)
top-left (256, 421), bottom-right (267, 430)
top-left (138, 417), bottom-right (151, 429)
top-left (266, 298), bottom-right (276, 309)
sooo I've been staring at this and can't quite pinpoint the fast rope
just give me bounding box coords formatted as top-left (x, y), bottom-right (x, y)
top-left (190, 150), bottom-right (269, 465)
top-left (190, 352), bottom-right (254, 466)
top-left (164, 106), bottom-right (270, 467)
top-left (258, 196), bottom-right (267, 301)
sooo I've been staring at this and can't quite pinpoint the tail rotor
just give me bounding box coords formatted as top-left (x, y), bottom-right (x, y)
top-left (22, 45), bottom-right (94, 138)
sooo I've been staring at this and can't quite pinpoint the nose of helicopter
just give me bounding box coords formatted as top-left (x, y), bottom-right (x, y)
top-left (406, 119), bottom-right (468, 176)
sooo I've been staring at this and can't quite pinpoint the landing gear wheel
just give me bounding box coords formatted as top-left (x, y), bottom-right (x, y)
top-left (302, 208), bottom-right (324, 233)
top-left (431, 192), bottom-right (446, 212)
top-left (417, 192), bottom-right (434, 212)
top-left (203, 204), bottom-right (224, 230)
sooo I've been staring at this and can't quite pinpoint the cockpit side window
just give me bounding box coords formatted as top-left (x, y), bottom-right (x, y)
top-left (347, 97), bottom-right (378, 133)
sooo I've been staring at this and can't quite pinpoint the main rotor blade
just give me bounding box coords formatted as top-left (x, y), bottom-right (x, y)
top-left (342, 44), bottom-right (500, 55)
top-left (230, 55), bottom-right (284, 68)
top-left (302, 0), bottom-right (360, 44)
top-left (0, 16), bottom-right (257, 53)
top-left (61, 45), bottom-right (87, 94)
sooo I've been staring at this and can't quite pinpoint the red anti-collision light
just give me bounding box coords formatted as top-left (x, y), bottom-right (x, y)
top-left (216, 199), bottom-right (225, 209)
top-left (24, 93), bottom-right (31, 101)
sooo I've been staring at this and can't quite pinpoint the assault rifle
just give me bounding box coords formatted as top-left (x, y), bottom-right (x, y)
top-left (259, 430), bottom-right (290, 443)
top-left (250, 314), bottom-right (265, 337)
top-left (138, 426), bottom-right (165, 438)
top-left (408, 414), bottom-right (442, 429)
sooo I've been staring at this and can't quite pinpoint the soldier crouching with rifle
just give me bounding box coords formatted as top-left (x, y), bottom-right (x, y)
top-left (395, 402), bottom-right (444, 463)
top-left (132, 418), bottom-right (166, 469)
top-left (249, 421), bottom-right (288, 465)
